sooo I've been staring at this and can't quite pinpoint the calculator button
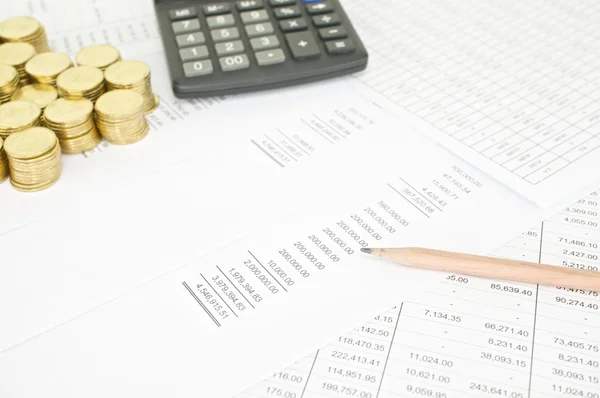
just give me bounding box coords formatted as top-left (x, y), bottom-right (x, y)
top-left (270, 0), bottom-right (295, 5)
top-left (183, 60), bottom-right (214, 77)
top-left (219, 54), bottom-right (251, 72)
top-left (279, 18), bottom-right (307, 32)
top-left (319, 26), bottom-right (347, 40)
top-left (245, 22), bottom-right (274, 37)
top-left (176, 32), bottom-right (206, 47)
top-left (240, 9), bottom-right (269, 23)
top-left (207, 14), bottom-right (235, 28)
top-left (255, 49), bottom-right (286, 66)
top-left (215, 40), bottom-right (245, 56)
top-left (325, 39), bottom-right (355, 54)
top-left (306, 1), bottom-right (334, 14)
top-left (250, 35), bottom-right (280, 50)
top-left (285, 31), bottom-right (320, 59)
top-left (203, 3), bottom-right (231, 15)
top-left (211, 27), bottom-right (240, 42)
top-left (236, 0), bottom-right (264, 11)
top-left (274, 6), bottom-right (301, 19)
top-left (179, 45), bottom-right (209, 62)
top-left (172, 19), bottom-right (201, 34)
top-left (312, 13), bottom-right (340, 27)
top-left (169, 7), bottom-right (197, 20)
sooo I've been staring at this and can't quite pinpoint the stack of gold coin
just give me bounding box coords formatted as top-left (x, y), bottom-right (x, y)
top-left (44, 98), bottom-right (101, 154)
top-left (104, 60), bottom-right (158, 114)
top-left (4, 126), bottom-right (61, 191)
top-left (95, 90), bottom-right (148, 145)
top-left (0, 16), bottom-right (50, 53)
top-left (56, 66), bottom-right (105, 102)
top-left (0, 100), bottom-right (41, 139)
top-left (11, 84), bottom-right (58, 111)
top-left (0, 42), bottom-right (36, 86)
top-left (0, 137), bottom-right (8, 183)
top-left (75, 44), bottom-right (121, 71)
top-left (25, 52), bottom-right (72, 86)
top-left (0, 65), bottom-right (19, 104)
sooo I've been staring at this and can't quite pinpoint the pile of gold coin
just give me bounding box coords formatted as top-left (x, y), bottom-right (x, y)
top-left (76, 44), bottom-right (121, 71)
top-left (0, 100), bottom-right (41, 139)
top-left (25, 52), bottom-right (72, 86)
top-left (0, 42), bottom-right (36, 86)
top-left (11, 84), bottom-right (58, 111)
top-left (95, 90), bottom-right (148, 145)
top-left (0, 65), bottom-right (19, 104)
top-left (0, 137), bottom-right (8, 183)
top-left (3, 126), bottom-right (61, 191)
top-left (44, 98), bottom-right (101, 154)
top-left (0, 16), bottom-right (50, 53)
top-left (105, 60), bottom-right (158, 114)
top-left (56, 66), bottom-right (105, 103)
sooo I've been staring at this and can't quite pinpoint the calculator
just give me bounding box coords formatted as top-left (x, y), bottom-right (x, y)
top-left (154, 0), bottom-right (368, 98)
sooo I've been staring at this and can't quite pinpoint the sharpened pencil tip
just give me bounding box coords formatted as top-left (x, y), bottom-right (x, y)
top-left (360, 248), bottom-right (372, 254)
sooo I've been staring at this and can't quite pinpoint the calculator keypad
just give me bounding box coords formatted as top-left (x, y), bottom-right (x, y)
top-left (166, 0), bottom-right (358, 80)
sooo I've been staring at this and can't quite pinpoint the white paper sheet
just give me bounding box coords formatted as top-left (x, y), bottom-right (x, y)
top-left (240, 189), bottom-right (600, 398)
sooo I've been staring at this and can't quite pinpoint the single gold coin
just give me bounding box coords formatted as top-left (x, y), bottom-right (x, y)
top-left (56, 66), bottom-right (104, 94)
top-left (44, 97), bottom-right (93, 125)
top-left (0, 101), bottom-right (41, 130)
top-left (0, 17), bottom-right (41, 41)
top-left (0, 42), bottom-right (36, 67)
top-left (11, 84), bottom-right (58, 109)
top-left (4, 126), bottom-right (57, 159)
top-left (25, 52), bottom-right (72, 83)
top-left (75, 44), bottom-right (121, 70)
top-left (0, 64), bottom-right (18, 87)
top-left (104, 60), bottom-right (150, 86)
top-left (95, 89), bottom-right (144, 117)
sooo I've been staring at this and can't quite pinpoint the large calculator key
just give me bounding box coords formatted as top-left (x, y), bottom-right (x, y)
top-left (236, 0), bottom-right (264, 11)
top-left (256, 49), bottom-right (286, 66)
top-left (211, 27), bottom-right (240, 42)
top-left (172, 19), bottom-right (201, 34)
top-left (240, 10), bottom-right (269, 23)
top-left (312, 13), bottom-right (340, 27)
top-left (203, 3), bottom-right (231, 15)
top-left (207, 14), bottom-right (235, 28)
top-left (183, 60), bottom-right (214, 77)
top-left (219, 54), bottom-right (251, 72)
top-left (270, 0), bottom-right (295, 5)
top-left (250, 35), bottom-right (280, 51)
top-left (325, 39), bottom-right (355, 54)
top-left (285, 31), bottom-right (320, 59)
top-left (169, 7), bottom-right (197, 20)
top-left (245, 22), bottom-right (274, 37)
top-left (215, 40), bottom-right (245, 56)
top-left (279, 18), bottom-right (307, 32)
top-left (179, 45), bottom-right (209, 62)
top-left (319, 26), bottom-right (347, 40)
top-left (274, 6), bottom-right (302, 19)
top-left (176, 32), bottom-right (206, 47)
top-left (306, 1), bottom-right (334, 14)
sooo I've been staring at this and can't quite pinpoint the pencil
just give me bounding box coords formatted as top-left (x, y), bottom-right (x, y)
top-left (361, 247), bottom-right (600, 292)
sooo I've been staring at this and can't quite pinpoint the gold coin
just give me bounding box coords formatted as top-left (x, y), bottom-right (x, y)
top-left (0, 64), bottom-right (18, 87)
top-left (4, 126), bottom-right (57, 159)
top-left (0, 101), bottom-right (41, 130)
top-left (25, 52), bottom-right (72, 83)
top-left (56, 66), bottom-right (104, 94)
top-left (75, 44), bottom-right (121, 70)
top-left (104, 60), bottom-right (150, 87)
top-left (0, 42), bottom-right (36, 67)
top-left (44, 97), bottom-right (93, 125)
top-left (0, 17), bottom-right (42, 41)
top-left (95, 89), bottom-right (144, 117)
top-left (11, 84), bottom-right (58, 109)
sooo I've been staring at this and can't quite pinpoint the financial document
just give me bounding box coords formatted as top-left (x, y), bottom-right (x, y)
top-left (241, 189), bottom-right (600, 398)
